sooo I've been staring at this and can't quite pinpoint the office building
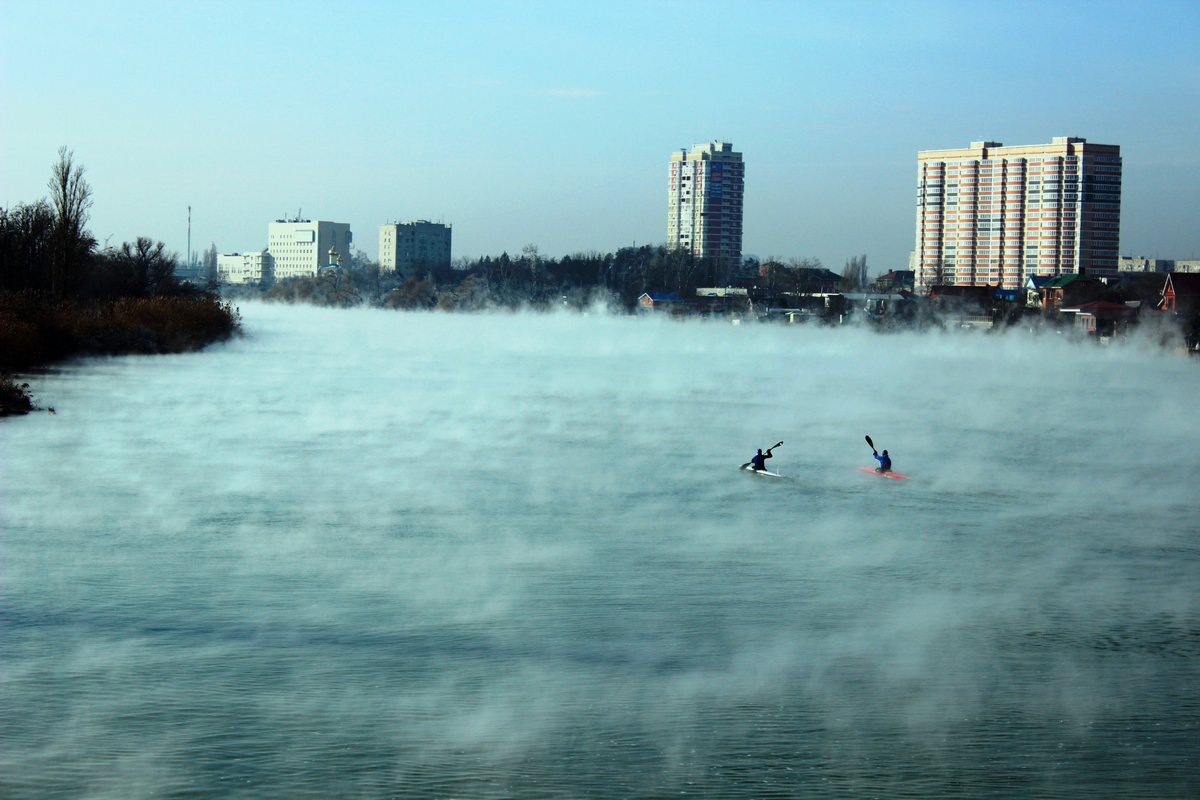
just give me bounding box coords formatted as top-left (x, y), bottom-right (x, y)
top-left (379, 220), bottom-right (452, 278)
top-left (914, 137), bottom-right (1121, 291)
top-left (217, 250), bottom-right (272, 285)
top-left (267, 219), bottom-right (353, 281)
top-left (667, 141), bottom-right (744, 266)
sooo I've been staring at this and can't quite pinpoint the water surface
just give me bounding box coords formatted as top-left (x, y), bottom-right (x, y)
top-left (3, 303), bottom-right (1198, 798)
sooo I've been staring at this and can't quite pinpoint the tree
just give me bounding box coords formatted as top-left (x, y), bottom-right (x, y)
top-left (841, 254), bottom-right (868, 291)
top-left (384, 276), bottom-right (436, 310)
top-left (930, 260), bottom-right (951, 292)
top-left (315, 266), bottom-right (361, 307)
top-left (48, 147), bottom-right (96, 298)
top-left (103, 237), bottom-right (179, 297)
top-left (202, 243), bottom-right (219, 284)
top-left (0, 201), bottom-right (56, 292)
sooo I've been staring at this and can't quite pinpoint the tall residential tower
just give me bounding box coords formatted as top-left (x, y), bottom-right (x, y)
top-left (914, 136), bottom-right (1121, 291)
top-left (667, 141), bottom-right (744, 266)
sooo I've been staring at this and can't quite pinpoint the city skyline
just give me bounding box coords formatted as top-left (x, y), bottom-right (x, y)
top-left (3, 0), bottom-right (1198, 274)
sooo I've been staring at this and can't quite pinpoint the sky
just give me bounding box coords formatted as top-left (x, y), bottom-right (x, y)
top-left (2, 0), bottom-right (1198, 273)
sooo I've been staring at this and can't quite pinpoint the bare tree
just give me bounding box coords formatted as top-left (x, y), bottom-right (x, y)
top-left (109, 237), bottom-right (178, 297)
top-left (0, 201), bottom-right (56, 292)
top-left (48, 147), bottom-right (96, 297)
top-left (202, 243), bottom-right (219, 284)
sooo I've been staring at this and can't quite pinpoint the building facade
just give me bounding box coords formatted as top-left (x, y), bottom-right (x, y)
top-left (217, 250), bottom-right (272, 285)
top-left (914, 137), bottom-right (1121, 291)
top-left (378, 220), bottom-right (452, 278)
top-left (1119, 256), bottom-right (1200, 274)
top-left (267, 220), bottom-right (353, 281)
top-left (667, 141), bottom-right (744, 266)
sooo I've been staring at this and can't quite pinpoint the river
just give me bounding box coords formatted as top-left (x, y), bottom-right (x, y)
top-left (3, 301), bottom-right (1198, 798)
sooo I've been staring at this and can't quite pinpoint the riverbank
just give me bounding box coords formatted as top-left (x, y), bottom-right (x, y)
top-left (0, 291), bottom-right (240, 416)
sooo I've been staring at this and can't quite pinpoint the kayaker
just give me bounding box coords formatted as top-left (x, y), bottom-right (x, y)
top-left (871, 444), bottom-right (892, 473)
top-left (749, 445), bottom-right (774, 471)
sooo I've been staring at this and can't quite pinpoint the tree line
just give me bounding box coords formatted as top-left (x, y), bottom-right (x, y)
top-left (1, 148), bottom-right (240, 415)
top-left (0, 148), bottom-right (202, 300)
top-left (236, 243), bottom-right (871, 313)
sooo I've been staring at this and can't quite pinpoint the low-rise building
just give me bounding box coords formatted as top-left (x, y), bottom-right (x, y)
top-left (1118, 256), bottom-right (1172, 273)
top-left (1118, 256), bottom-right (1200, 274)
top-left (1039, 274), bottom-right (1105, 310)
top-left (1158, 273), bottom-right (1200, 314)
top-left (217, 250), bottom-right (272, 285)
top-left (1059, 300), bottom-right (1138, 337)
top-left (872, 270), bottom-right (915, 293)
top-left (638, 291), bottom-right (684, 311)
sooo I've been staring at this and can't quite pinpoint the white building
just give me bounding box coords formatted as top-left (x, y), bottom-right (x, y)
top-left (667, 141), bottom-right (745, 266)
top-left (1118, 256), bottom-right (1172, 273)
top-left (1118, 256), bottom-right (1200, 274)
top-left (267, 219), bottom-right (353, 281)
top-left (217, 250), bottom-right (272, 285)
top-left (379, 220), bottom-right (452, 278)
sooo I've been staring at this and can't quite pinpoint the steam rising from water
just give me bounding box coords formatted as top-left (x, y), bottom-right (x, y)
top-left (3, 302), bottom-right (1198, 797)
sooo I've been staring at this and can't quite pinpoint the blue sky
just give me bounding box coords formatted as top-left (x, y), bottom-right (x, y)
top-left (3, 0), bottom-right (1198, 272)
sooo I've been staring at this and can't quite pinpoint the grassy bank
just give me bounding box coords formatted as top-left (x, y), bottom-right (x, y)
top-left (0, 291), bottom-right (240, 416)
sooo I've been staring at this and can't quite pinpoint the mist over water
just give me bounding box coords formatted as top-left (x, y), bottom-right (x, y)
top-left (3, 302), bottom-right (1198, 798)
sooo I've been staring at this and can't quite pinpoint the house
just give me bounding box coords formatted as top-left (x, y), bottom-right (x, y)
top-left (1108, 272), bottom-right (1170, 309)
top-left (1039, 274), bottom-right (1105, 310)
top-left (694, 287), bottom-right (749, 314)
top-left (927, 285), bottom-right (996, 328)
top-left (1025, 275), bottom-right (1054, 308)
top-left (872, 270), bottom-right (915, 293)
top-left (928, 284), bottom-right (994, 310)
top-left (790, 267), bottom-right (846, 293)
top-left (757, 263), bottom-right (844, 293)
top-left (1058, 300), bottom-right (1138, 338)
top-left (637, 291), bottom-right (685, 311)
top-left (1157, 273), bottom-right (1200, 314)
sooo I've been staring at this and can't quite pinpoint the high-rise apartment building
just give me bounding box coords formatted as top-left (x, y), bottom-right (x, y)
top-left (378, 220), bottom-right (452, 278)
top-left (667, 141), bottom-right (744, 266)
top-left (914, 136), bottom-right (1121, 291)
top-left (267, 219), bottom-right (353, 281)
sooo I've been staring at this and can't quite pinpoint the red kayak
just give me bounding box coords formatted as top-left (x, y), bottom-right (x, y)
top-left (858, 467), bottom-right (910, 481)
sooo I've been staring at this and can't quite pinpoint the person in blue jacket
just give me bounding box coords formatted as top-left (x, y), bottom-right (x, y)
top-left (750, 447), bottom-right (773, 471)
top-left (871, 444), bottom-right (892, 473)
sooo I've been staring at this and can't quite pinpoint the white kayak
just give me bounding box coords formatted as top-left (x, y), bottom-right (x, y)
top-left (741, 465), bottom-right (784, 478)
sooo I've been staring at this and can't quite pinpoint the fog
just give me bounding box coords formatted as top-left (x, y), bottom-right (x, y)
top-left (3, 302), bottom-right (1198, 797)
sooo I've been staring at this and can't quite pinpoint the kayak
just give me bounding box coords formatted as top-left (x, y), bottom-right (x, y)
top-left (742, 465), bottom-right (785, 478)
top-left (858, 467), bottom-right (909, 481)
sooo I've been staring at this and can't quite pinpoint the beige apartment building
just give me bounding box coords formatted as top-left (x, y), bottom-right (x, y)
top-left (914, 137), bottom-right (1121, 291)
top-left (667, 141), bottom-right (744, 266)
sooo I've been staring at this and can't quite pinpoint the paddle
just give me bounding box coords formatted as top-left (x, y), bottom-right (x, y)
top-left (742, 441), bottom-right (783, 469)
top-left (865, 434), bottom-right (876, 454)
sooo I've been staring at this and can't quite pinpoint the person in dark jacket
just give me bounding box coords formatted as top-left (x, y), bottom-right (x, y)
top-left (871, 445), bottom-right (892, 473)
top-left (749, 447), bottom-right (773, 471)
